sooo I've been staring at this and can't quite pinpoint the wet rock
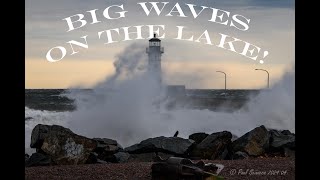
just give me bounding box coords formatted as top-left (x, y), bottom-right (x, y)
top-left (25, 154), bottom-right (30, 165)
top-left (86, 152), bottom-right (98, 164)
top-left (232, 151), bottom-right (249, 160)
top-left (113, 152), bottom-right (130, 163)
top-left (93, 138), bottom-right (123, 162)
top-left (284, 148), bottom-right (295, 158)
top-left (25, 153), bottom-right (52, 167)
top-left (93, 138), bottom-right (123, 151)
top-left (30, 124), bottom-right (73, 149)
top-left (231, 134), bottom-right (239, 141)
top-left (232, 125), bottom-right (269, 156)
top-left (125, 136), bottom-right (194, 155)
top-left (269, 129), bottom-right (295, 150)
top-left (188, 133), bottom-right (209, 144)
top-left (190, 131), bottom-right (232, 160)
top-left (217, 148), bottom-right (229, 160)
top-left (96, 159), bottom-right (109, 164)
top-left (36, 125), bottom-right (97, 165)
top-left (281, 130), bottom-right (293, 136)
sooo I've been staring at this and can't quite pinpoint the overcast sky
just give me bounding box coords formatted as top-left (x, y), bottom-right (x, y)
top-left (25, 0), bottom-right (294, 89)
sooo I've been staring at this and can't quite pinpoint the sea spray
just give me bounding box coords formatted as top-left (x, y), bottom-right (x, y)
top-left (245, 68), bottom-right (295, 131)
top-left (65, 43), bottom-right (295, 148)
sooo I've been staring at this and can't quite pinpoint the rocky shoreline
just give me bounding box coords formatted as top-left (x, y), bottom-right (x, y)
top-left (25, 124), bottom-right (294, 166)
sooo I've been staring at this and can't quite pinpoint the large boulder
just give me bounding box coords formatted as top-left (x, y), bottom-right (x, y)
top-left (31, 124), bottom-right (97, 165)
top-left (125, 136), bottom-right (195, 155)
top-left (232, 125), bottom-right (269, 156)
top-left (25, 153), bottom-right (52, 167)
top-left (267, 129), bottom-right (295, 157)
top-left (30, 124), bottom-right (73, 149)
top-left (188, 133), bottom-right (209, 144)
top-left (269, 129), bottom-right (295, 150)
top-left (190, 131), bottom-right (232, 160)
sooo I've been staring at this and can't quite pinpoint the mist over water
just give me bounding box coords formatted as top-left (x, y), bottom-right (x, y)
top-left (65, 43), bottom-right (295, 147)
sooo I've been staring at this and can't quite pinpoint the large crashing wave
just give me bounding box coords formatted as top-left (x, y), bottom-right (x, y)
top-left (25, 43), bottom-right (295, 152)
top-left (65, 43), bottom-right (295, 147)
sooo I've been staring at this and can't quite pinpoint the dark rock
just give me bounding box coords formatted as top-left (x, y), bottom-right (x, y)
top-left (188, 133), bottom-right (208, 144)
top-left (269, 129), bottom-right (295, 150)
top-left (190, 131), bottom-right (232, 160)
top-left (30, 124), bottom-right (73, 149)
top-left (36, 148), bottom-right (47, 154)
top-left (93, 138), bottom-right (122, 152)
top-left (156, 152), bottom-right (175, 161)
top-left (153, 152), bottom-right (175, 162)
top-left (284, 148), bottom-right (295, 158)
top-left (86, 152), bottom-right (98, 164)
top-left (113, 152), bottom-right (130, 163)
top-left (125, 136), bottom-right (194, 155)
top-left (93, 138), bottom-right (118, 147)
top-left (25, 153), bottom-right (52, 167)
top-left (92, 138), bottom-right (123, 162)
top-left (151, 157), bottom-right (224, 180)
top-left (231, 134), bottom-right (239, 141)
top-left (281, 130), bottom-right (293, 136)
top-left (266, 129), bottom-right (295, 157)
top-left (232, 126), bottom-right (269, 156)
top-left (25, 154), bottom-right (30, 165)
top-left (96, 159), bottom-right (109, 164)
top-left (232, 151), bottom-right (249, 160)
top-left (95, 153), bottom-right (116, 162)
top-left (36, 125), bottom-right (97, 165)
top-left (217, 148), bottom-right (229, 160)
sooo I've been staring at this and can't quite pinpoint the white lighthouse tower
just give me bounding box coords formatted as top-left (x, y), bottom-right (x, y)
top-left (146, 33), bottom-right (164, 85)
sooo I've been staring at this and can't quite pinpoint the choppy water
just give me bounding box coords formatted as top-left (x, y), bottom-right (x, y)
top-left (24, 88), bottom-right (261, 154)
top-left (25, 89), bottom-right (258, 112)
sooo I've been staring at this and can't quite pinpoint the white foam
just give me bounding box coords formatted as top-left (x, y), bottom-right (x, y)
top-left (25, 43), bottom-right (295, 153)
top-left (65, 44), bottom-right (295, 148)
top-left (25, 107), bottom-right (71, 154)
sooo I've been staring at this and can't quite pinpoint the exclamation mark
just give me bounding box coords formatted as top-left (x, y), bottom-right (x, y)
top-left (260, 51), bottom-right (269, 64)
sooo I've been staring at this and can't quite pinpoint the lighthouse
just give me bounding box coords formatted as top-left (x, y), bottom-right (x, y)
top-left (146, 33), bottom-right (164, 85)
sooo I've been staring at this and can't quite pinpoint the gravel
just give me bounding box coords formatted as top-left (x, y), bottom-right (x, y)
top-left (25, 157), bottom-right (294, 180)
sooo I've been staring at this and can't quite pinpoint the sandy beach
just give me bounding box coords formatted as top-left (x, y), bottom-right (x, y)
top-left (25, 157), bottom-right (294, 180)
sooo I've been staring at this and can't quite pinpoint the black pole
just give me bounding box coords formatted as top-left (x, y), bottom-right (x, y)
top-left (216, 71), bottom-right (226, 90)
top-left (255, 69), bottom-right (269, 89)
